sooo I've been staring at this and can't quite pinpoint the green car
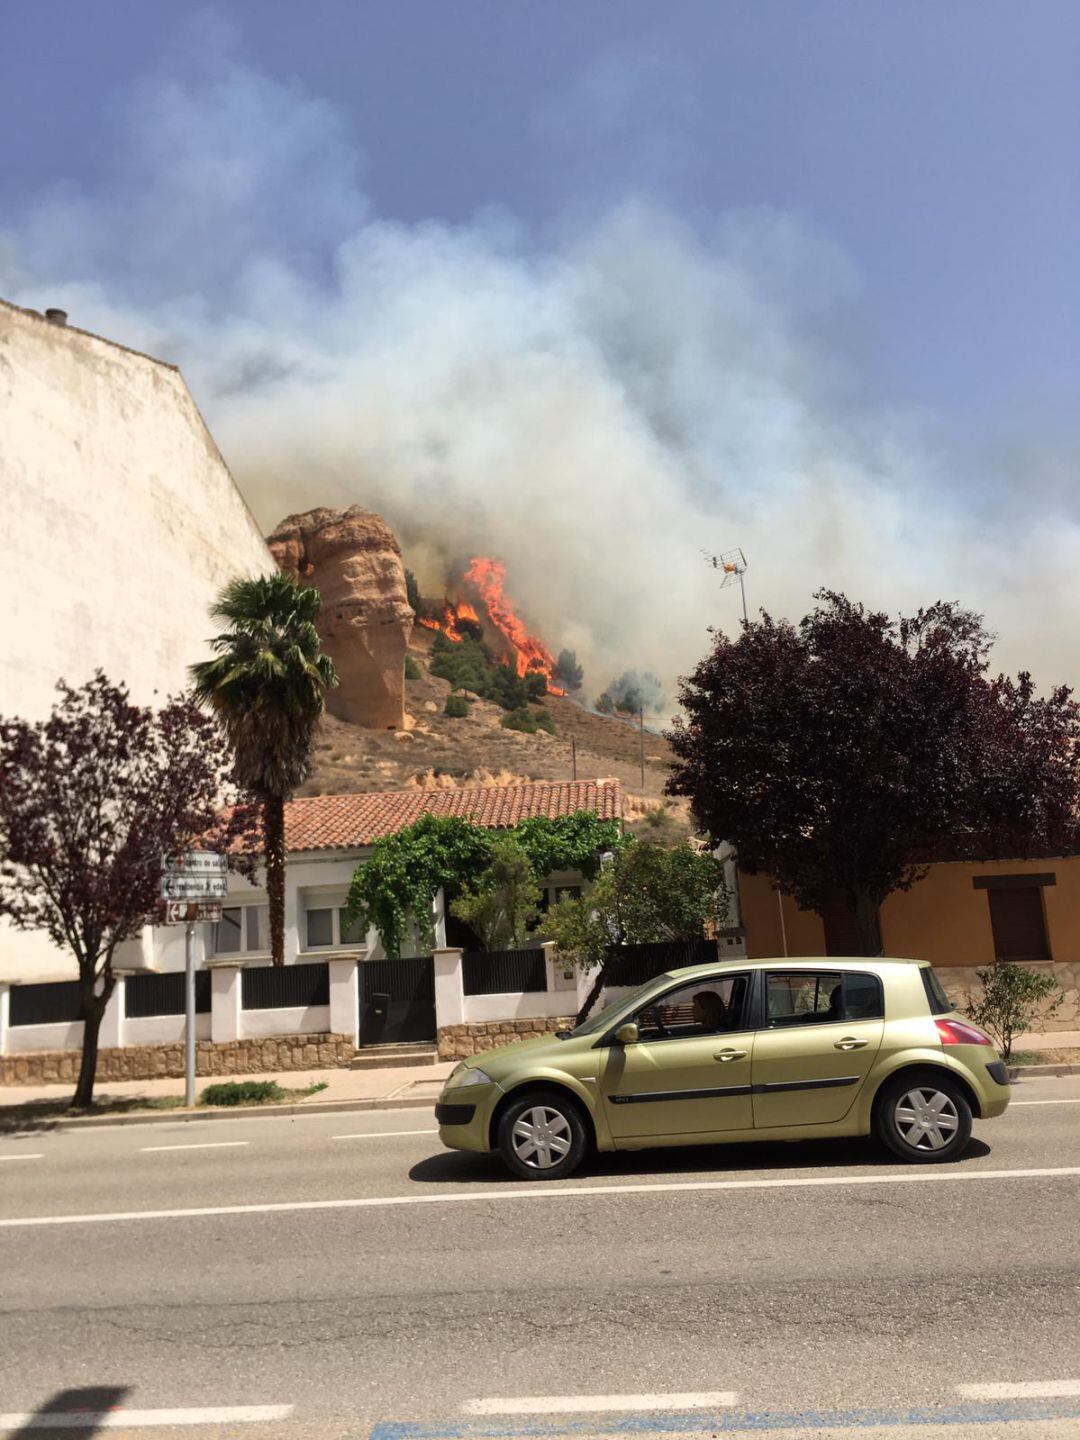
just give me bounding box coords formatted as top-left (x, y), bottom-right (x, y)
top-left (435, 957), bottom-right (1011, 1179)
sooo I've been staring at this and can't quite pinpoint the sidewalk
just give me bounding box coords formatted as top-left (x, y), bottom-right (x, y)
top-left (0, 1058), bottom-right (456, 1116)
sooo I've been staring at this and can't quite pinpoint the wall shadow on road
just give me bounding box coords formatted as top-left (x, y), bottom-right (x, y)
top-left (409, 1135), bottom-right (993, 1185)
top-left (6, 1385), bottom-right (130, 1437)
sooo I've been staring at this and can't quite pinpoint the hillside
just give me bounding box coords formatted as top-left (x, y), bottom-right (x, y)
top-left (302, 629), bottom-right (691, 840)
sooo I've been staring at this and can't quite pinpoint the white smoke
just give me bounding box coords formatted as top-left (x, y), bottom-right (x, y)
top-left (4, 42), bottom-right (1079, 710)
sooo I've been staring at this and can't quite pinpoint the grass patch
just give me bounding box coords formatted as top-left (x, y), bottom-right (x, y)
top-left (1008, 1048), bottom-right (1080, 1067)
top-left (199, 1079), bottom-right (329, 1107)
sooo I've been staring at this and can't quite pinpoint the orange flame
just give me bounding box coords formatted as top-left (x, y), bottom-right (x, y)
top-left (417, 558), bottom-right (565, 695)
top-left (463, 557), bottom-right (564, 694)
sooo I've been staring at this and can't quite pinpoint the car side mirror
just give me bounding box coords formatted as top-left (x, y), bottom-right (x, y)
top-left (614, 1022), bottom-right (639, 1046)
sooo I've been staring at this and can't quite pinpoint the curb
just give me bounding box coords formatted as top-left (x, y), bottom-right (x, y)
top-left (1009, 1062), bottom-right (1080, 1079)
top-left (0, 1092), bottom-right (438, 1133)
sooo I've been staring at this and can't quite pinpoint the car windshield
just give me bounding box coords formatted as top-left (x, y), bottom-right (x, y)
top-left (564, 977), bottom-right (669, 1038)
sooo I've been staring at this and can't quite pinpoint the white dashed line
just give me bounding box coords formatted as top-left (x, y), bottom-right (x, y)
top-left (0, 1404), bottom-right (292, 1429)
top-left (956, 1380), bottom-right (1080, 1400)
top-left (1, 1164), bottom-right (1078, 1229)
top-left (465, 1392), bottom-right (738, 1415)
top-left (0, 1154), bottom-right (43, 1163)
top-left (1010, 1098), bottom-right (1080, 1106)
top-left (141, 1141), bottom-right (250, 1153)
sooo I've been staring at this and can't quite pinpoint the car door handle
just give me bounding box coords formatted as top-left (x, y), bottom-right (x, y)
top-left (714, 1048), bottom-right (748, 1061)
top-left (834, 1037), bottom-right (868, 1051)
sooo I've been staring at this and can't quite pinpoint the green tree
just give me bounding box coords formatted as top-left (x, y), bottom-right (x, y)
top-left (555, 649), bottom-right (584, 692)
top-left (450, 836), bottom-right (543, 949)
top-left (404, 569), bottom-right (421, 616)
top-left (964, 962), bottom-right (1063, 1060)
top-left (191, 573), bottom-right (338, 966)
top-left (546, 839), bottom-right (728, 1022)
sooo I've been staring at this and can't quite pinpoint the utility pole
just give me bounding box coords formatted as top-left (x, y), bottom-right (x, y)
top-left (571, 734), bottom-right (577, 782)
top-left (184, 919), bottom-right (196, 1107)
top-left (639, 706), bottom-right (645, 789)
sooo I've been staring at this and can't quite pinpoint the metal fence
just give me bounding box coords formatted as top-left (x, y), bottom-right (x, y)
top-left (462, 947), bottom-right (547, 996)
top-left (9, 980), bottom-right (82, 1027)
top-left (125, 972), bottom-right (211, 1018)
top-left (240, 962), bottom-right (330, 1011)
top-left (605, 939), bottom-right (719, 988)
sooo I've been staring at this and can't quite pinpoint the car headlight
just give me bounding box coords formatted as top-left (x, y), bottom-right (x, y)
top-left (445, 1065), bottom-right (494, 1090)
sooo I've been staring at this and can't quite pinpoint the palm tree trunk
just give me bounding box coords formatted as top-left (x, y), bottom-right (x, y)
top-left (264, 793), bottom-right (287, 967)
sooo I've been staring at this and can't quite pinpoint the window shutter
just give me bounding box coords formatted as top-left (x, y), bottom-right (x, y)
top-left (987, 887), bottom-right (1050, 962)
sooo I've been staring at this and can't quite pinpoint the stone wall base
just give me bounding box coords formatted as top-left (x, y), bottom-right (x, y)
top-left (0, 1033), bottom-right (356, 1086)
top-left (438, 1018), bottom-right (575, 1061)
top-left (936, 961), bottom-right (1080, 1031)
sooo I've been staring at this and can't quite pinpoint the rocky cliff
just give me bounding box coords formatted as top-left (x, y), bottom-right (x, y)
top-left (268, 505), bottom-right (413, 730)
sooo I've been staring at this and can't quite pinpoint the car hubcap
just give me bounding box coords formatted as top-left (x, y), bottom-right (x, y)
top-left (511, 1106), bottom-right (572, 1169)
top-left (894, 1087), bottom-right (960, 1151)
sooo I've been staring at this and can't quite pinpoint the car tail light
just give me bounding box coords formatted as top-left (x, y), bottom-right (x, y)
top-left (936, 1018), bottom-right (992, 1047)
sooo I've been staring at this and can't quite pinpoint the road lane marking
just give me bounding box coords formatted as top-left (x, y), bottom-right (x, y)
top-left (958, 1381), bottom-right (1080, 1399)
top-left (1011, 1098), bottom-right (1080, 1106)
top-left (0, 1404), bottom-right (292, 1429)
top-left (1, 1163), bottom-right (1078, 1229)
top-left (465, 1392), bottom-right (738, 1415)
top-left (333, 1129), bottom-right (438, 1140)
top-left (0, 1155), bottom-right (43, 1163)
top-left (141, 1141), bottom-right (250, 1153)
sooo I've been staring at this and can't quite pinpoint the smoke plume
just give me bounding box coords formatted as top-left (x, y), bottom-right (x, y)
top-left (4, 41), bottom-right (1079, 714)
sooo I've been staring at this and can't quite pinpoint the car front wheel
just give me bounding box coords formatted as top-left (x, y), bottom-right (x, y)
top-left (497, 1089), bottom-right (589, 1181)
top-left (874, 1073), bottom-right (973, 1163)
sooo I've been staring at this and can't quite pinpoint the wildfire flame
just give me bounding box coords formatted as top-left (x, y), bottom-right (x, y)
top-left (418, 556), bottom-right (565, 695)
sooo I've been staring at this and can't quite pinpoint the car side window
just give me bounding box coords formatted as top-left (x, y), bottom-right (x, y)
top-left (635, 974), bottom-right (750, 1042)
top-left (766, 971), bottom-right (843, 1027)
top-left (766, 971), bottom-right (884, 1027)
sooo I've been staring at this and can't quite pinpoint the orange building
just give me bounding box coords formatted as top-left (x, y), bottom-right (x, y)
top-left (739, 856), bottom-right (1080, 1031)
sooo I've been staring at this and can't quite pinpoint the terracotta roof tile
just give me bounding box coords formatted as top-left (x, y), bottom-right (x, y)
top-left (284, 780), bottom-right (622, 852)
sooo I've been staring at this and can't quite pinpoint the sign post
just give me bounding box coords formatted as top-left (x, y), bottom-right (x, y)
top-left (161, 854), bottom-right (227, 1106)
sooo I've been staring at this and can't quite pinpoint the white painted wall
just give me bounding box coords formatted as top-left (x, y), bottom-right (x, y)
top-left (241, 1005), bottom-right (331, 1039)
top-left (124, 1014), bottom-right (212, 1046)
top-left (462, 990), bottom-right (572, 1022)
top-left (0, 300), bottom-right (276, 983)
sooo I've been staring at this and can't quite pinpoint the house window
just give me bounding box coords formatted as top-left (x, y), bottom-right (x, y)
top-left (986, 887), bottom-right (1050, 962)
top-left (213, 905), bottom-right (269, 956)
top-left (304, 904), bottom-right (366, 950)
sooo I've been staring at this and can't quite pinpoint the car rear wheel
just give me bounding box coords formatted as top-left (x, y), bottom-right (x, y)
top-left (497, 1089), bottom-right (589, 1181)
top-left (874, 1074), bottom-right (973, 1163)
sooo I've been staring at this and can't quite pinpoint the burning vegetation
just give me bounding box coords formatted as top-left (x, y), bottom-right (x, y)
top-left (417, 556), bottom-right (565, 696)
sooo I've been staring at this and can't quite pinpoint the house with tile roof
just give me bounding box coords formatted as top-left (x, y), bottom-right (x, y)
top-left (1, 780), bottom-right (625, 1075)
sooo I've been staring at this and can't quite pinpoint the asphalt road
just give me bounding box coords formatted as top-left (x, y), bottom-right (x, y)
top-left (0, 1075), bottom-right (1079, 1439)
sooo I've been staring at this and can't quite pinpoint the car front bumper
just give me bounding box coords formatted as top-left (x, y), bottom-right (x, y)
top-left (436, 1082), bottom-right (502, 1153)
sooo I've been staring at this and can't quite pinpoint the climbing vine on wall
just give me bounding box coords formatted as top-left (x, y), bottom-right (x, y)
top-left (344, 810), bottom-right (622, 959)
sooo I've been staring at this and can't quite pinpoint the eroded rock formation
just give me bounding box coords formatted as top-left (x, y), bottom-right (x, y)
top-left (268, 506), bottom-right (413, 729)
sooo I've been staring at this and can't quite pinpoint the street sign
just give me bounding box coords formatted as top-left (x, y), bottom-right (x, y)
top-left (165, 901), bottom-right (224, 924)
top-left (161, 852), bottom-right (226, 876)
top-left (161, 874), bottom-right (228, 901)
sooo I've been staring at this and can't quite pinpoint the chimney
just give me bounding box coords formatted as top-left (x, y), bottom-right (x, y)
top-left (45, 308), bottom-right (68, 326)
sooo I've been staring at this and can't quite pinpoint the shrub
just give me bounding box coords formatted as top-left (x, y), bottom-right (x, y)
top-left (501, 706), bottom-right (555, 735)
top-left (404, 654), bottom-right (422, 681)
top-left (200, 1080), bottom-right (285, 1106)
top-left (444, 693), bottom-right (469, 718)
top-left (964, 962), bottom-right (1064, 1060)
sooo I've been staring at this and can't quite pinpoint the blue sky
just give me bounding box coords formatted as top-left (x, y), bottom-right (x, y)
top-left (4, 1), bottom-right (1077, 421)
top-left (2, 3), bottom-right (1078, 697)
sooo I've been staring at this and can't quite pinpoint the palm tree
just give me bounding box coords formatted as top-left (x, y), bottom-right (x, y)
top-left (191, 574), bottom-right (338, 965)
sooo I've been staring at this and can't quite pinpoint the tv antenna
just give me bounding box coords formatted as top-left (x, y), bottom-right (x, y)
top-left (705, 547), bottom-right (749, 625)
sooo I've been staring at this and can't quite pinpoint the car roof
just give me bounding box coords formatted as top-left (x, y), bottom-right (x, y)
top-left (664, 955), bottom-right (925, 980)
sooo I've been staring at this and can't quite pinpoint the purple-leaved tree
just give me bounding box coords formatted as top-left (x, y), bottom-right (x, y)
top-left (0, 674), bottom-right (258, 1108)
top-left (666, 592), bottom-right (1080, 954)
